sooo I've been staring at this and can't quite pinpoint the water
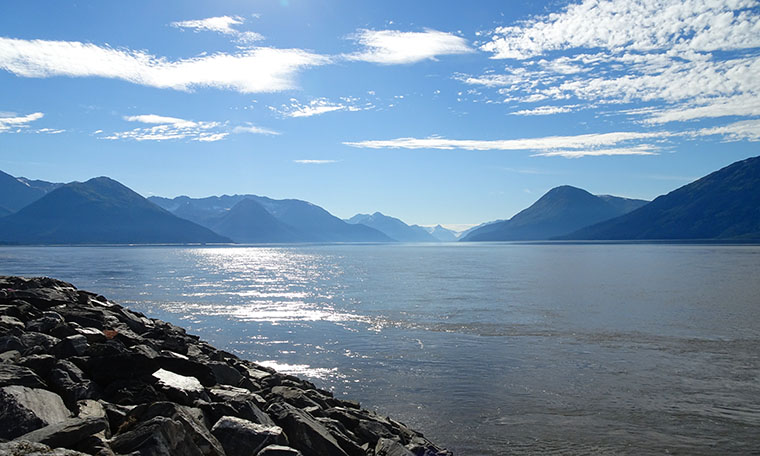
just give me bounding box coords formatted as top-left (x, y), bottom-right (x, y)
top-left (1, 243), bottom-right (759, 455)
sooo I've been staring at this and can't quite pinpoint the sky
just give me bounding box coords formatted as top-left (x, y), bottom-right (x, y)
top-left (1, 0), bottom-right (759, 229)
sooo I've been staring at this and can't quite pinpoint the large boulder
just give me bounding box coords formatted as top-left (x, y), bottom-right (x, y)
top-left (0, 363), bottom-right (47, 388)
top-left (125, 402), bottom-right (224, 456)
top-left (109, 416), bottom-right (205, 456)
top-left (267, 402), bottom-right (349, 456)
top-left (48, 360), bottom-right (101, 407)
top-left (211, 416), bottom-right (287, 456)
top-left (152, 368), bottom-right (208, 405)
top-left (0, 386), bottom-right (71, 439)
top-left (0, 439), bottom-right (88, 455)
top-left (17, 416), bottom-right (107, 449)
top-left (375, 438), bottom-right (416, 456)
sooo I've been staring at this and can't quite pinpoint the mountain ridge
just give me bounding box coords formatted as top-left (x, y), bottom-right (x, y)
top-left (0, 177), bottom-right (230, 245)
top-left (562, 155), bottom-right (760, 240)
top-left (461, 186), bottom-right (648, 241)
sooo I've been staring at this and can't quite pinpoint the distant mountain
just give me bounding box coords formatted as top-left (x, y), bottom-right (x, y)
top-left (564, 155), bottom-right (760, 240)
top-left (425, 225), bottom-right (459, 242)
top-left (0, 170), bottom-right (48, 212)
top-left (0, 177), bottom-right (230, 244)
top-left (0, 206), bottom-right (11, 218)
top-left (461, 186), bottom-right (648, 241)
top-left (347, 212), bottom-right (438, 242)
top-left (16, 177), bottom-right (63, 194)
top-left (210, 198), bottom-right (300, 243)
top-left (456, 221), bottom-right (503, 240)
top-left (151, 195), bottom-right (392, 243)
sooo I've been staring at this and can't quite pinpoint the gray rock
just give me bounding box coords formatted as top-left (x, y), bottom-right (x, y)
top-left (0, 363), bottom-right (47, 388)
top-left (209, 361), bottom-right (244, 386)
top-left (74, 326), bottom-right (107, 343)
top-left (48, 360), bottom-right (100, 407)
top-left (25, 311), bottom-right (65, 333)
top-left (0, 349), bottom-right (21, 363)
top-left (18, 416), bottom-right (107, 449)
top-left (270, 386), bottom-right (323, 410)
top-left (267, 402), bottom-right (349, 456)
top-left (375, 438), bottom-right (415, 456)
top-left (208, 386), bottom-right (274, 426)
top-left (126, 402), bottom-right (224, 456)
top-left (52, 335), bottom-right (89, 358)
top-left (152, 368), bottom-right (208, 405)
top-left (19, 354), bottom-right (57, 377)
top-left (0, 314), bottom-right (25, 330)
top-left (257, 444), bottom-right (304, 456)
top-left (0, 335), bottom-right (25, 353)
top-left (0, 439), bottom-right (88, 455)
top-left (21, 331), bottom-right (61, 354)
top-left (77, 399), bottom-right (110, 437)
top-left (110, 416), bottom-right (205, 456)
top-left (0, 386), bottom-right (71, 439)
top-left (211, 416), bottom-right (287, 456)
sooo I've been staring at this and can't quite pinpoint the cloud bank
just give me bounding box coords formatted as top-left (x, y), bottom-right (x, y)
top-left (347, 29), bottom-right (474, 64)
top-left (102, 114), bottom-right (277, 142)
top-left (0, 37), bottom-right (328, 93)
top-left (465, 0), bottom-right (760, 125)
top-left (344, 131), bottom-right (666, 157)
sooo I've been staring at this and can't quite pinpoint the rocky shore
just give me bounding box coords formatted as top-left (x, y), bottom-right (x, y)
top-left (0, 276), bottom-right (451, 456)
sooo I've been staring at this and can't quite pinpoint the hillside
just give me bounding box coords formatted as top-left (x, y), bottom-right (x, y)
top-left (564, 156), bottom-right (760, 240)
top-left (0, 177), bottom-right (230, 244)
top-left (347, 212), bottom-right (437, 242)
top-left (462, 186), bottom-right (648, 241)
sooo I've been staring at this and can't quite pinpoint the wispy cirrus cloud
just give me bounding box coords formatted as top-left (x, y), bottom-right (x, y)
top-left (462, 0), bottom-right (760, 130)
top-left (347, 29), bottom-right (474, 64)
top-left (171, 15), bottom-right (263, 43)
top-left (0, 111), bottom-right (44, 132)
top-left (102, 114), bottom-right (277, 142)
top-left (270, 97), bottom-right (373, 118)
top-left (293, 159), bottom-right (340, 164)
top-left (344, 131), bottom-right (666, 157)
top-left (693, 118), bottom-right (760, 142)
top-left (0, 37), bottom-right (329, 93)
top-left (511, 105), bottom-right (578, 116)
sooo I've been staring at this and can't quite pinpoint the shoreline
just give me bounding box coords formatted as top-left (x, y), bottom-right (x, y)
top-left (0, 275), bottom-right (451, 456)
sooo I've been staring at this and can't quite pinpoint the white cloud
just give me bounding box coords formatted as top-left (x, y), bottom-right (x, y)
top-left (347, 29), bottom-right (474, 64)
top-left (693, 118), bottom-right (760, 141)
top-left (125, 114), bottom-right (197, 127)
top-left (0, 37), bottom-right (329, 93)
top-left (531, 145), bottom-right (658, 158)
top-left (464, 0), bottom-right (760, 134)
top-left (344, 131), bottom-right (667, 157)
top-left (271, 97), bottom-right (372, 118)
top-left (0, 111), bottom-right (44, 132)
top-left (481, 0), bottom-right (760, 59)
top-left (171, 15), bottom-right (263, 43)
top-left (232, 125), bottom-right (280, 135)
top-left (511, 105), bottom-right (577, 116)
top-left (34, 128), bottom-right (65, 134)
top-left (293, 159), bottom-right (339, 164)
top-left (105, 113), bottom-right (279, 142)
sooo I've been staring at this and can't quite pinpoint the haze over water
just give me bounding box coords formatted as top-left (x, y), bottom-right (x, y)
top-left (2, 243), bottom-right (759, 455)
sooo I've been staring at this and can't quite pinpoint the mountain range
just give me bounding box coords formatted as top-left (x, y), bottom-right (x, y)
top-left (0, 177), bottom-right (228, 244)
top-left (562, 155), bottom-right (760, 240)
top-left (461, 186), bottom-right (648, 241)
top-left (1, 154), bottom-right (759, 245)
top-left (149, 195), bottom-right (392, 243)
top-left (346, 212), bottom-right (438, 242)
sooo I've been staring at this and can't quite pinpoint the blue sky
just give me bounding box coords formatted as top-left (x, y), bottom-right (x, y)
top-left (1, 0), bottom-right (758, 229)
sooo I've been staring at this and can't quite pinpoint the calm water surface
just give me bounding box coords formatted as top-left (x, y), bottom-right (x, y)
top-left (1, 243), bottom-right (759, 455)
